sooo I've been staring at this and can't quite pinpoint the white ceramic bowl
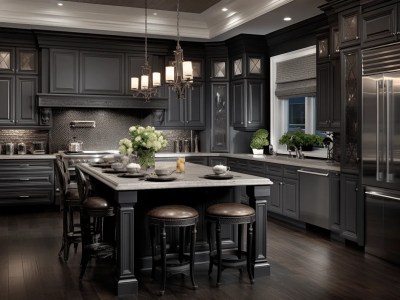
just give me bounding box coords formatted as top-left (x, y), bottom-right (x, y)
top-left (111, 162), bottom-right (124, 171)
top-left (126, 163), bottom-right (141, 174)
top-left (154, 169), bottom-right (173, 177)
top-left (212, 164), bottom-right (229, 175)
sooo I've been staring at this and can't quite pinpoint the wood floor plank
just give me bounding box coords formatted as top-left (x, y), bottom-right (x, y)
top-left (0, 206), bottom-right (399, 300)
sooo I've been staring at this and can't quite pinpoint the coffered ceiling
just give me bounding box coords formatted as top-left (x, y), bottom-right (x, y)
top-left (0, 0), bottom-right (325, 41)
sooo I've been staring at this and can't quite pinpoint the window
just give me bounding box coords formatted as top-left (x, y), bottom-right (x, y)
top-left (270, 46), bottom-right (325, 158)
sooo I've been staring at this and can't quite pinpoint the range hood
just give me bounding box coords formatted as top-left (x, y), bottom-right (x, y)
top-left (37, 93), bottom-right (168, 110)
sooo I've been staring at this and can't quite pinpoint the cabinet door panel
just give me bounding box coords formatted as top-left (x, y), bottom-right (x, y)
top-left (0, 48), bottom-right (15, 74)
top-left (247, 80), bottom-right (264, 128)
top-left (339, 7), bottom-right (361, 48)
top-left (362, 4), bottom-right (397, 47)
top-left (330, 173), bottom-right (341, 232)
top-left (50, 49), bottom-right (79, 94)
top-left (232, 81), bottom-right (245, 127)
top-left (164, 88), bottom-right (185, 127)
top-left (186, 82), bottom-right (205, 128)
top-left (317, 62), bottom-right (331, 130)
top-left (80, 52), bottom-right (124, 94)
top-left (282, 178), bottom-right (298, 219)
top-left (268, 175), bottom-right (282, 214)
top-left (0, 75), bottom-right (15, 125)
top-left (331, 58), bottom-right (341, 129)
top-left (211, 83), bottom-right (229, 152)
top-left (16, 48), bottom-right (38, 74)
top-left (15, 76), bottom-right (38, 125)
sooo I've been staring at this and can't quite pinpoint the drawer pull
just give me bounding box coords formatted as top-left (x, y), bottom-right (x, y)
top-left (19, 178), bottom-right (31, 181)
top-left (297, 169), bottom-right (329, 177)
top-left (19, 164), bottom-right (30, 167)
top-left (19, 195), bottom-right (30, 198)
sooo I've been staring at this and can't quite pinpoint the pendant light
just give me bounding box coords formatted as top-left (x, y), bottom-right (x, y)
top-left (165, 0), bottom-right (193, 100)
top-left (131, 0), bottom-right (160, 102)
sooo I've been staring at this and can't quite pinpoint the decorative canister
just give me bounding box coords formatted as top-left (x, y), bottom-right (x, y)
top-left (6, 142), bottom-right (14, 155)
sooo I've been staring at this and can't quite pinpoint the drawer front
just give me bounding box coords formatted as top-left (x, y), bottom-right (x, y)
top-left (267, 164), bottom-right (283, 177)
top-left (0, 172), bottom-right (53, 186)
top-left (283, 167), bottom-right (299, 179)
top-left (0, 159), bottom-right (54, 171)
top-left (247, 161), bottom-right (266, 176)
top-left (0, 189), bottom-right (54, 205)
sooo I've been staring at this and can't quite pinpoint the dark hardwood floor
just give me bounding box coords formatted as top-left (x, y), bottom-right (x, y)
top-left (0, 206), bottom-right (399, 300)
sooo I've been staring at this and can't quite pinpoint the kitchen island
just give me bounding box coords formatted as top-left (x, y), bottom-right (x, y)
top-left (78, 162), bottom-right (272, 297)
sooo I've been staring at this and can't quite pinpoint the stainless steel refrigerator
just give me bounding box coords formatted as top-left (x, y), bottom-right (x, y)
top-left (362, 43), bottom-right (400, 265)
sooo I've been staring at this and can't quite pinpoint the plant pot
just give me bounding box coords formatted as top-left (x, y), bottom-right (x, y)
top-left (252, 148), bottom-right (264, 155)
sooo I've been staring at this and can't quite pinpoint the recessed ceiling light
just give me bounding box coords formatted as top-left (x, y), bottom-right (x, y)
top-left (283, 17), bottom-right (292, 21)
top-left (57, 2), bottom-right (63, 6)
top-left (222, 8), bottom-right (228, 12)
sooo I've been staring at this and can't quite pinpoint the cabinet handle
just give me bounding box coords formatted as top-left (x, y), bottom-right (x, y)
top-left (397, 32), bottom-right (400, 35)
top-left (19, 195), bottom-right (30, 198)
top-left (366, 191), bottom-right (400, 202)
top-left (248, 121), bottom-right (252, 124)
top-left (297, 169), bottom-right (329, 176)
top-left (326, 120), bottom-right (329, 124)
top-left (355, 36), bottom-right (359, 40)
top-left (355, 187), bottom-right (358, 192)
top-left (19, 164), bottom-right (30, 167)
top-left (392, 32), bottom-right (397, 36)
top-left (19, 178), bottom-right (30, 181)
top-left (279, 182), bottom-right (283, 185)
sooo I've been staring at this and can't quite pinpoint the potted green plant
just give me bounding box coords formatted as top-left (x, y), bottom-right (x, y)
top-left (250, 129), bottom-right (270, 155)
top-left (279, 131), bottom-right (323, 151)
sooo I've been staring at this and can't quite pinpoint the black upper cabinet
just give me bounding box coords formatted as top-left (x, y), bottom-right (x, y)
top-left (80, 51), bottom-right (124, 95)
top-left (164, 82), bottom-right (205, 129)
top-left (231, 79), bottom-right (264, 131)
top-left (0, 75), bottom-right (37, 126)
top-left (339, 7), bottom-right (361, 48)
top-left (50, 49), bottom-right (79, 94)
top-left (361, 3), bottom-right (399, 48)
top-left (316, 59), bottom-right (341, 131)
top-left (0, 47), bottom-right (37, 75)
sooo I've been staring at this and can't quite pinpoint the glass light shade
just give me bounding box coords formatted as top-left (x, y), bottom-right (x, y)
top-left (131, 77), bottom-right (139, 90)
top-left (141, 75), bottom-right (149, 89)
top-left (182, 61), bottom-right (193, 80)
top-left (153, 72), bottom-right (161, 86)
top-left (165, 66), bottom-right (175, 82)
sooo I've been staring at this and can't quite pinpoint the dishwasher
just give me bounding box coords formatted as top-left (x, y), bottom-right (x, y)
top-left (298, 168), bottom-right (330, 229)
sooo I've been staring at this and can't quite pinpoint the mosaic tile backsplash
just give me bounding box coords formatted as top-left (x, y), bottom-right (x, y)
top-left (50, 108), bottom-right (193, 153)
top-left (0, 130), bottom-right (49, 155)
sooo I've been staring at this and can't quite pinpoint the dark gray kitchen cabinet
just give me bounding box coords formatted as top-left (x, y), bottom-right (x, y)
top-left (0, 159), bottom-right (55, 206)
top-left (211, 82), bottom-right (229, 152)
top-left (361, 3), bottom-right (399, 48)
top-left (0, 75), bottom-right (37, 126)
top-left (231, 79), bottom-right (265, 131)
top-left (0, 47), bottom-right (37, 75)
top-left (340, 173), bottom-right (364, 246)
top-left (317, 34), bottom-right (330, 62)
top-left (339, 7), bottom-right (361, 48)
top-left (341, 47), bottom-right (361, 174)
top-left (79, 51), bottom-right (124, 95)
top-left (266, 164), bottom-right (299, 220)
top-left (316, 58), bottom-right (341, 131)
top-left (329, 171), bottom-right (341, 233)
top-left (164, 82), bottom-right (205, 129)
top-left (50, 49), bottom-right (79, 94)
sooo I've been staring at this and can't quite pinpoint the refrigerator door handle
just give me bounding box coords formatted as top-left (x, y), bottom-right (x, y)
top-left (376, 80), bottom-right (383, 181)
top-left (386, 79), bottom-right (393, 183)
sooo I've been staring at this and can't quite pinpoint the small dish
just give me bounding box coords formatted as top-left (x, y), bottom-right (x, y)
top-left (145, 176), bottom-right (177, 182)
top-left (102, 168), bottom-right (126, 174)
top-left (154, 169), bottom-right (175, 177)
top-left (203, 174), bottom-right (234, 180)
top-left (118, 173), bottom-right (146, 178)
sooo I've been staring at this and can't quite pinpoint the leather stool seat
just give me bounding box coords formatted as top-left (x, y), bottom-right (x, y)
top-left (148, 205), bottom-right (198, 296)
top-left (206, 202), bottom-right (256, 286)
top-left (148, 205), bottom-right (198, 220)
top-left (206, 203), bottom-right (255, 218)
top-left (83, 196), bottom-right (111, 210)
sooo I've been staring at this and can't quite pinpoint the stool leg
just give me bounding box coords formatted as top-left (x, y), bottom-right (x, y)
top-left (190, 224), bottom-right (198, 289)
top-left (160, 225), bottom-right (166, 296)
top-left (216, 222), bottom-right (222, 287)
top-left (238, 223), bottom-right (243, 276)
top-left (207, 221), bottom-right (213, 276)
top-left (247, 222), bottom-right (254, 284)
top-left (179, 226), bottom-right (185, 264)
top-left (150, 224), bottom-right (156, 280)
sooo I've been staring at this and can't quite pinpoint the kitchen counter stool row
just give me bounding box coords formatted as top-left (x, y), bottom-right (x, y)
top-left (57, 162), bottom-right (257, 295)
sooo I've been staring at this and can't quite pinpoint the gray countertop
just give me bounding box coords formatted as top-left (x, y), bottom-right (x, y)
top-left (156, 152), bottom-right (341, 171)
top-left (79, 162), bottom-right (273, 191)
top-left (0, 154), bottom-right (56, 160)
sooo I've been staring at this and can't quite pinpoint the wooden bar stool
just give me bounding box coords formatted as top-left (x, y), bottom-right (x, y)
top-left (147, 205), bottom-right (199, 296)
top-left (75, 166), bottom-right (115, 280)
top-left (56, 156), bottom-right (81, 262)
top-left (206, 202), bottom-right (256, 286)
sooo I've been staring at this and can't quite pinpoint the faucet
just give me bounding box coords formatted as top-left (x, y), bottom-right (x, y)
top-left (289, 135), bottom-right (304, 159)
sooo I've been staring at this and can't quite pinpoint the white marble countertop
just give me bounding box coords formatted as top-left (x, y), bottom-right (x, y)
top-left (0, 154), bottom-right (56, 160)
top-left (156, 152), bottom-right (340, 171)
top-left (79, 162), bottom-right (273, 191)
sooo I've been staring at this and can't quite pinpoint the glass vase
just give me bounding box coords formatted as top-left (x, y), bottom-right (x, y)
top-left (136, 149), bottom-right (155, 170)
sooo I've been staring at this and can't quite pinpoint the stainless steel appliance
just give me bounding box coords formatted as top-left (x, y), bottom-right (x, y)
top-left (298, 168), bottom-right (331, 229)
top-left (362, 43), bottom-right (400, 264)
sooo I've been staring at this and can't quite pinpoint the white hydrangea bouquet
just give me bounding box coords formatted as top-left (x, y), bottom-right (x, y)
top-left (119, 125), bottom-right (168, 169)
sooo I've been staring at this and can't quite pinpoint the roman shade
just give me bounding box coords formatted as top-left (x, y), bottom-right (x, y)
top-left (275, 54), bottom-right (316, 99)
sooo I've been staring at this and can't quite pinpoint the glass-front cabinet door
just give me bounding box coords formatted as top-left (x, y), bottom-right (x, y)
top-left (339, 7), bottom-right (361, 48)
top-left (0, 48), bottom-right (15, 74)
top-left (0, 48), bottom-right (37, 74)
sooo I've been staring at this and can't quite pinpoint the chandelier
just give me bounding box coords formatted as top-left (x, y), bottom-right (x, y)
top-left (165, 0), bottom-right (193, 100)
top-left (131, 0), bottom-right (160, 102)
